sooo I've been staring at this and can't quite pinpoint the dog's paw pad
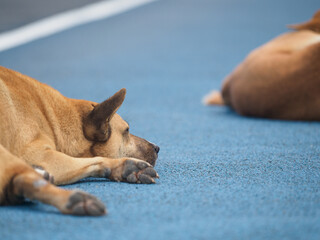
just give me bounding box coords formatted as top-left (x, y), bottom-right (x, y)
top-left (126, 173), bottom-right (138, 183)
top-left (33, 166), bottom-right (55, 183)
top-left (66, 191), bottom-right (106, 216)
top-left (122, 160), bottom-right (139, 179)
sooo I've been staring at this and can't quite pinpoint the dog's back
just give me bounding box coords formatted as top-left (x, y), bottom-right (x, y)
top-left (204, 10), bottom-right (320, 120)
top-left (0, 67), bottom-right (47, 152)
top-left (0, 66), bottom-right (87, 157)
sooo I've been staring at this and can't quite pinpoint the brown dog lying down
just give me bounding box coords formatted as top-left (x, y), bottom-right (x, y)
top-left (0, 66), bottom-right (160, 216)
top-left (203, 10), bottom-right (320, 121)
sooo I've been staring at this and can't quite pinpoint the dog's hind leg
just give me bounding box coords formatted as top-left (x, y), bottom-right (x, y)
top-left (202, 90), bottom-right (224, 105)
top-left (11, 170), bottom-right (106, 215)
top-left (203, 73), bottom-right (234, 106)
top-left (0, 145), bottom-right (106, 216)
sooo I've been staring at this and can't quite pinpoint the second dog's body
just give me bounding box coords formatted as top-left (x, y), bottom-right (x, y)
top-left (204, 11), bottom-right (320, 120)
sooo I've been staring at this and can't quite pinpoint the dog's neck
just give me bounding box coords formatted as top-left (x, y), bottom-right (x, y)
top-left (36, 93), bottom-right (95, 158)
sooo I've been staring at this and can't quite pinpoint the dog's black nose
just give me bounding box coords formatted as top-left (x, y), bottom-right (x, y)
top-left (154, 145), bottom-right (160, 153)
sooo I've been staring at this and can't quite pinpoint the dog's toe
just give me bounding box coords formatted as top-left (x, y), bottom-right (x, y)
top-left (140, 167), bottom-right (159, 178)
top-left (138, 173), bottom-right (155, 184)
top-left (136, 161), bottom-right (149, 170)
top-left (65, 191), bottom-right (106, 216)
top-left (126, 173), bottom-right (138, 183)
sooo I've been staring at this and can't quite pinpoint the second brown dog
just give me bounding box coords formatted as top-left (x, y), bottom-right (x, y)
top-left (204, 10), bottom-right (320, 121)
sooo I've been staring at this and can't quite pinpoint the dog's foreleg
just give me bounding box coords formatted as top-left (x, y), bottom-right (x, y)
top-left (26, 149), bottom-right (159, 185)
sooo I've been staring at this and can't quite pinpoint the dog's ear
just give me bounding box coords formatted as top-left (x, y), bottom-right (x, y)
top-left (83, 88), bottom-right (126, 141)
top-left (288, 10), bottom-right (320, 32)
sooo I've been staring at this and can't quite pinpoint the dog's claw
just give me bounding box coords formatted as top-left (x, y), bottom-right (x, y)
top-left (65, 191), bottom-right (106, 216)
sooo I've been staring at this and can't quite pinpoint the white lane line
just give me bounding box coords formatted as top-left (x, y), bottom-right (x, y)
top-left (0, 0), bottom-right (157, 52)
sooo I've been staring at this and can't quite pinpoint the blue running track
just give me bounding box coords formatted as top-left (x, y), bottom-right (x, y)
top-left (0, 0), bottom-right (319, 239)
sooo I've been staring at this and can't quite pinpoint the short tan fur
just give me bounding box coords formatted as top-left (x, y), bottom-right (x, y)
top-left (204, 10), bottom-right (320, 120)
top-left (0, 66), bottom-right (160, 215)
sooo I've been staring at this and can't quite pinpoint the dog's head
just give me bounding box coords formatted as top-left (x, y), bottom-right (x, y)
top-left (82, 89), bottom-right (159, 166)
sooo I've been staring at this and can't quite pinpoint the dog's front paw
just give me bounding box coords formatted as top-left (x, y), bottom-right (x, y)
top-left (110, 159), bottom-right (159, 184)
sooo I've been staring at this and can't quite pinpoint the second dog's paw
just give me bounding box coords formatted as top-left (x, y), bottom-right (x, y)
top-left (112, 159), bottom-right (159, 184)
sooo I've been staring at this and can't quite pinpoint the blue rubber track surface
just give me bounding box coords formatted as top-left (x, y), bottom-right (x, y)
top-left (0, 0), bottom-right (319, 239)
